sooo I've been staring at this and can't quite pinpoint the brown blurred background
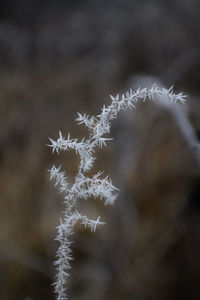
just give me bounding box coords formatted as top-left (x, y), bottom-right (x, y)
top-left (0, 1), bottom-right (200, 300)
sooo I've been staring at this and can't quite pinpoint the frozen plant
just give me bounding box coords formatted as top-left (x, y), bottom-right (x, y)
top-left (48, 85), bottom-right (186, 300)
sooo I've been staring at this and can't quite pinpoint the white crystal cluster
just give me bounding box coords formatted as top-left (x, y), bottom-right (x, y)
top-left (48, 85), bottom-right (186, 300)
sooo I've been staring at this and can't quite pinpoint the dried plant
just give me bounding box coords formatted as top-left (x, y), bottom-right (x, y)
top-left (48, 85), bottom-right (186, 300)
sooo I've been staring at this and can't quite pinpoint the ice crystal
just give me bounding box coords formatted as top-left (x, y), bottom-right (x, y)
top-left (49, 85), bottom-right (186, 300)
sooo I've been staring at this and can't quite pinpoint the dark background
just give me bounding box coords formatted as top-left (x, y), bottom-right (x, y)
top-left (0, 1), bottom-right (200, 300)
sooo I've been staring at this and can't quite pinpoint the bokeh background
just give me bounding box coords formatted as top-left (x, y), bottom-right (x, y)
top-left (0, 1), bottom-right (200, 300)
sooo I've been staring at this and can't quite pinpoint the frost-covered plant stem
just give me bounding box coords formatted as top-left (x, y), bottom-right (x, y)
top-left (48, 85), bottom-right (186, 300)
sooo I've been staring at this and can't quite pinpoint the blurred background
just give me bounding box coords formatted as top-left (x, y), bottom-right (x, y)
top-left (0, 1), bottom-right (200, 299)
